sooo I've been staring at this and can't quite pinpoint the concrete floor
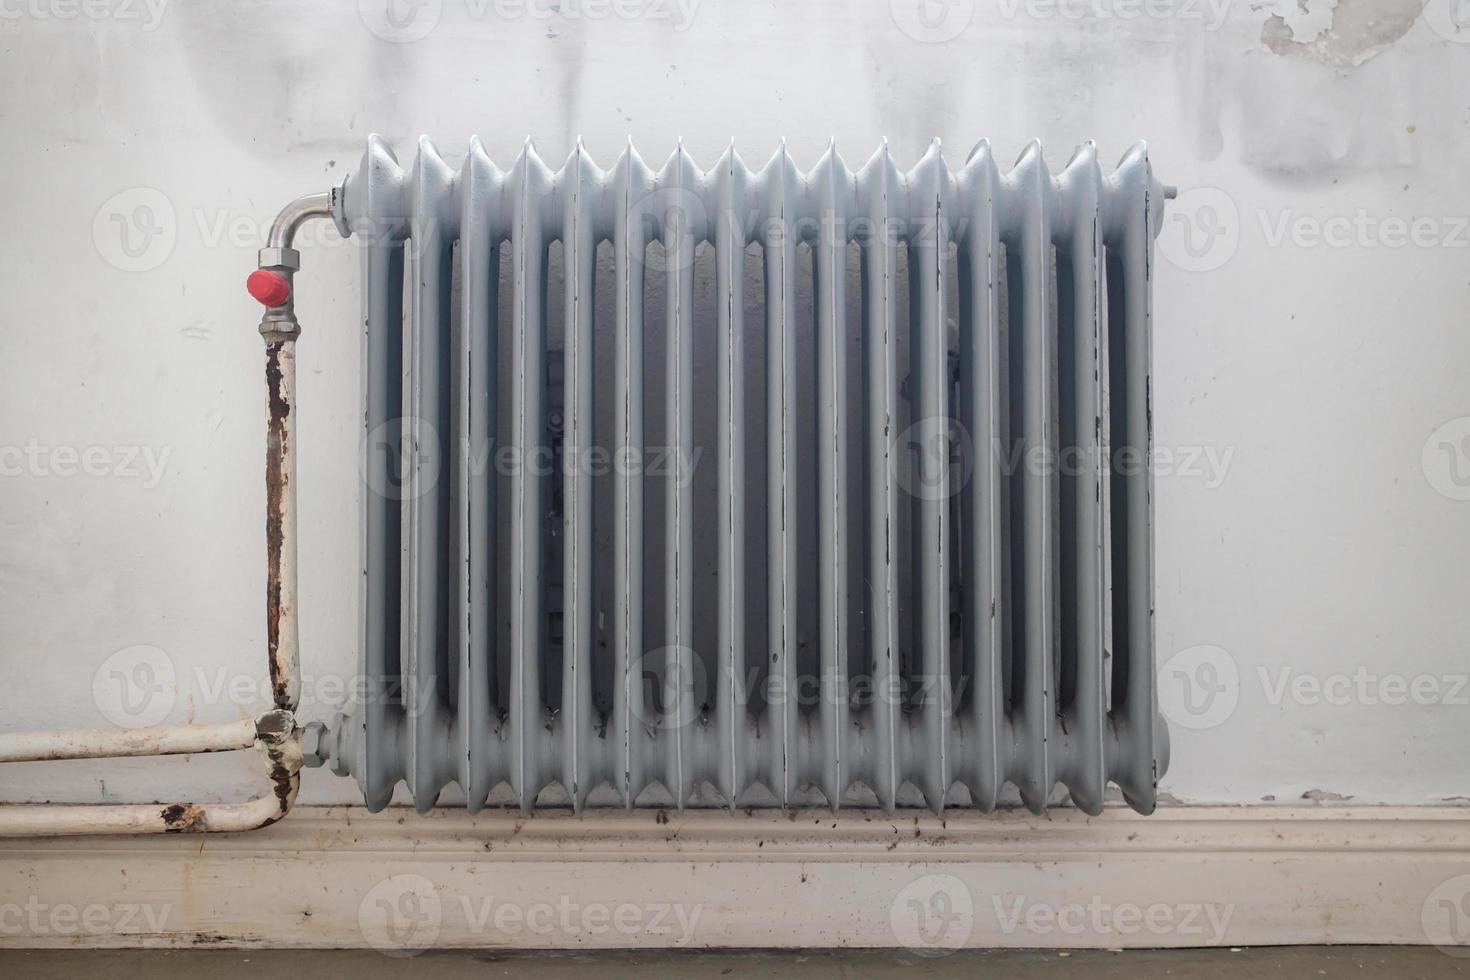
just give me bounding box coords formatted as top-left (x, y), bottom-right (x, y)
top-left (1, 948), bottom-right (1468, 978)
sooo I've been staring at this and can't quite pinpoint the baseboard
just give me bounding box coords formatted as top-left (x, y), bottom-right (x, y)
top-left (1, 805), bottom-right (1467, 950)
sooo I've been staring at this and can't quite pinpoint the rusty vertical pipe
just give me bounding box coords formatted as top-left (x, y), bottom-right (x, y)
top-left (263, 333), bottom-right (299, 711)
top-left (256, 191), bottom-right (335, 713)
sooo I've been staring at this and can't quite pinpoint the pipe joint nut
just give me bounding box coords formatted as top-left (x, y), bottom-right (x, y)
top-left (258, 246), bottom-right (301, 272)
top-left (299, 722), bottom-right (330, 768)
top-left (259, 311), bottom-right (301, 342)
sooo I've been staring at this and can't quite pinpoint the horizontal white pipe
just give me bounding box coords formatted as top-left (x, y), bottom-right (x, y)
top-left (0, 719), bottom-right (258, 764)
top-left (0, 791), bottom-right (291, 837)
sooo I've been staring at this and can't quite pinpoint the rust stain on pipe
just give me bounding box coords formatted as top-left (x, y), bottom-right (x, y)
top-left (265, 340), bottom-right (292, 711)
top-left (256, 709), bottom-right (300, 823)
top-left (161, 803), bottom-right (205, 833)
top-left (155, 714), bottom-right (301, 834)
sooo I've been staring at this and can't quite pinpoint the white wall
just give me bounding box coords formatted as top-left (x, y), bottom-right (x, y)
top-left (1, 0), bottom-right (1467, 808)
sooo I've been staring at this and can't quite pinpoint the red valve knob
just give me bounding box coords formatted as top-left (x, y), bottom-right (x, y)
top-left (247, 269), bottom-right (291, 307)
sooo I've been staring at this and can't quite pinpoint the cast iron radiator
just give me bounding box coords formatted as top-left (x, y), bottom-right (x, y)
top-left (307, 135), bottom-right (1171, 816)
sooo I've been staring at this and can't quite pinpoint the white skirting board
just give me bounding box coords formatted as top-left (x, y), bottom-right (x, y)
top-left (1, 806), bottom-right (1468, 951)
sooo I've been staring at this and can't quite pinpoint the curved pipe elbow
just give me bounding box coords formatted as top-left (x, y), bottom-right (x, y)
top-left (267, 191), bottom-right (335, 253)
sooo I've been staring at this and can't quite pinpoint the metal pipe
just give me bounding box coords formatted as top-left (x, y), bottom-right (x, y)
top-left (0, 713), bottom-right (302, 837)
top-left (0, 710), bottom-right (302, 837)
top-left (259, 192), bottom-right (331, 712)
top-left (246, 188), bottom-right (330, 829)
top-left (0, 190), bottom-right (334, 837)
top-left (267, 191), bottom-right (333, 251)
top-left (0, 717), bottom-right (259, 763)
top-left (0, 794), bottom-right (291, 837)
top-left (263, 319), bottom-right (301, 710)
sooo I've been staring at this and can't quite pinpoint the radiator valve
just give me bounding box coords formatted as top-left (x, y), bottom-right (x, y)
top-left (246, 269), bottom-right (291, 308)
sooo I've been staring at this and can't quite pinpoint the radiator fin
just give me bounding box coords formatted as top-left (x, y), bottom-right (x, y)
top-left (1008, 141), bottom-right (1055, 813)
top-left (858, 141), bottom-right (902, 813)
top-left (1104, 143), bottom-right (1168, 812)
top-left (457, 142), bottom-right (500, 814)
top-left (813, 142), bottom-right (849, 812)
top-left (715, 146), bottom-right (748, 808)
top-left (910, 140), bottom-right (951, 812)
top-left (613, 142), bottom-right (648, 808)
top-left (1057, 141), bottom-right (1108, 815)
top-left (957, 141), bottom-right (1004, 811)
top-left (762, 143), bottom-right (799, 807)
top-left (356, 135), bottom-right (408, 812)
top-left (562, 140), bottom-right (598, 812)
top-left (507, 141), bottom-right (550, 813)
top-left (405, 139), bottom-right (455, 812)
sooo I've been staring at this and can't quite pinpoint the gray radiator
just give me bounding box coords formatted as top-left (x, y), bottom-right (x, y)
top-left (308, 135), bottom-right (1170, 817)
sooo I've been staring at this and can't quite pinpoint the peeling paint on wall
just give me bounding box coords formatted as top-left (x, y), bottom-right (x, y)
top-left (1260, 0), bottom-right (1426, 66)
